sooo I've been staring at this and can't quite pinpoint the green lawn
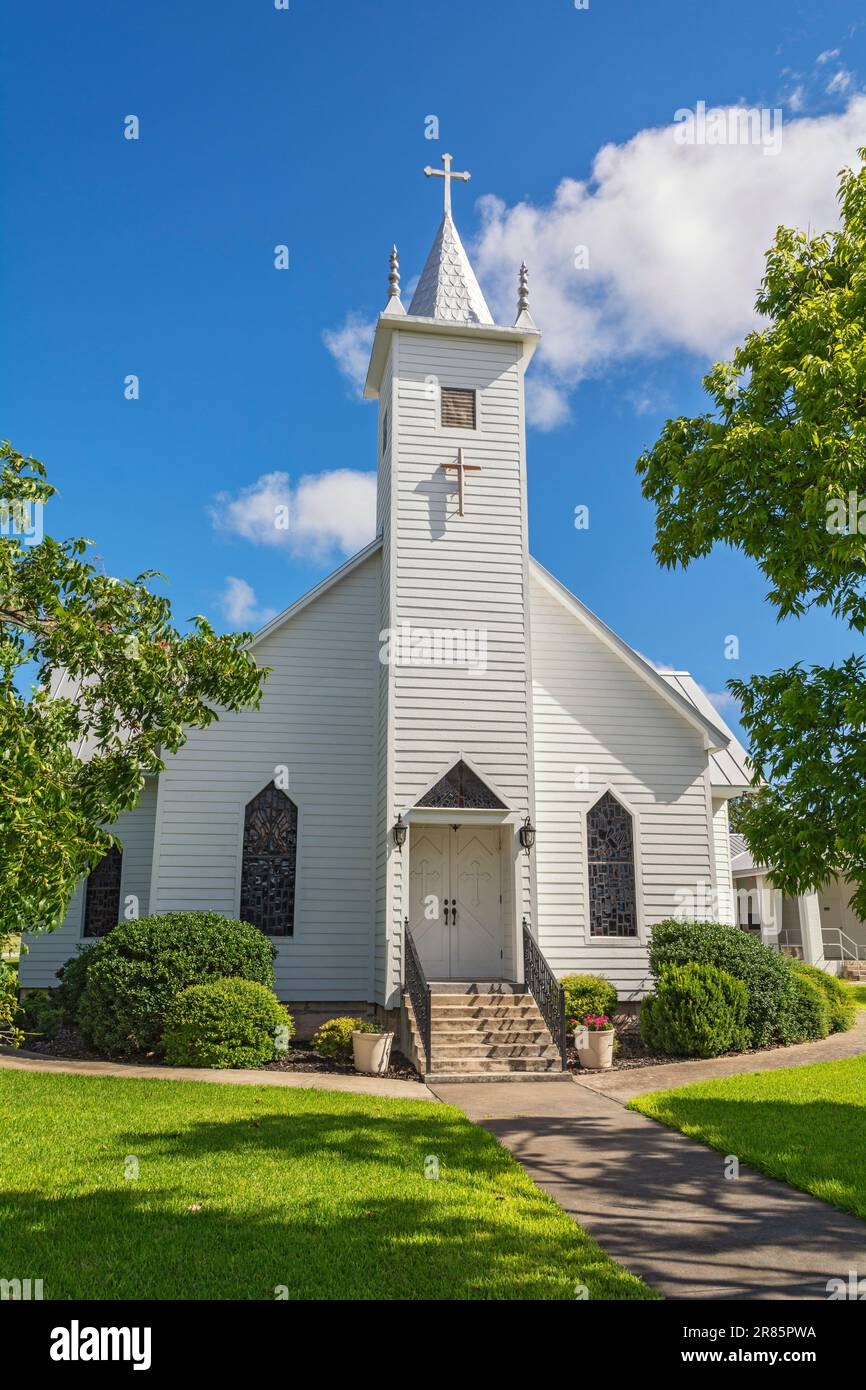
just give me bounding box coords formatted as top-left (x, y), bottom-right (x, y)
top-left (0, 1070), bottom-right (655, 1300)
top-left (630, 1055), bottom-right (866, 1221)
top-left (839, 978), bottom-right (866, 1008)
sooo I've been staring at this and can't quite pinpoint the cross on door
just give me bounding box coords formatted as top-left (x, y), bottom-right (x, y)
top-left (442, 448), bottom-right (481, 517)
top-left (410, 859), bottom-right (440, 899)
top-left (460, 859), bottom-right (491, 905)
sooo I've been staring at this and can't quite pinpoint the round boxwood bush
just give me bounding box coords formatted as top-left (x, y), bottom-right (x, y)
top-left (561, 974), bottom-right (618, 1029)
top-left (782, 969), bottom-right (830, 1043)
top-left (55, 943), bottom-right (103, 1024)
top-left (792, 961), bottom-right (856, 1034)
top-left (640, 962), bottom-right (749, 1058)
top-left (77, 912), bottom-right (276, 1056)
top-left (311, 1016), bottom-right (378, 1062)
top-left (163, 979), bottom-right (293, 1068)
top-left (649, 919), bottom-right (800, 1048)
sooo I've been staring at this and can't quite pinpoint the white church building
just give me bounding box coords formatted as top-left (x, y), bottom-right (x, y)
top-left (21, 157), bottom-right (754, 1075)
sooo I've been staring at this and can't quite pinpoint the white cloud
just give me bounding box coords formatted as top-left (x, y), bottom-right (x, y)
top-left (704, 687), bottom-right (737, 714)
top-left (211, 468), bottom-right (377, 561)
top-left (322, 314), bottom-right (375, 396)
top-left (826, 67), bottom-right (854, 94)
top-left (817, 48), bottom-right (841, 65)
top-left (470, 96), bottom-right (866, 428)
top-left (218, 576), bottom-right (277, 629)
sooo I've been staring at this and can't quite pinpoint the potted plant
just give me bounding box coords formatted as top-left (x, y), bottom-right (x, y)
top-left (352, 1020), bottom-right (395, 1075)
top-left (576, 1012), bottom-right (614, 1070)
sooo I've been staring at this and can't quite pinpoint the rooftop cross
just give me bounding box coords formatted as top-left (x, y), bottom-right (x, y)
top-left (423, 151), bottom-right (471, 217)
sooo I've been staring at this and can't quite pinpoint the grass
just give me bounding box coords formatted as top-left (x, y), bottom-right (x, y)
top-left (630, 1055), bottom-right (866, 1222)
top-left (0, 1070), bottom-right (656, 1300)
top-left (839, 978), bottom-right (866, 1008)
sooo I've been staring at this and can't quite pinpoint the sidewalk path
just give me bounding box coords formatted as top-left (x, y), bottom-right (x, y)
top-left (0, 1047), bottom-right (438, 1102)
top-left (433, 1020), bottom-right (866, 1300)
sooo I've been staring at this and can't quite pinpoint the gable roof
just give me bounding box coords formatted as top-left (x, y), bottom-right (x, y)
top-left (407, 213), bottom-right (494, 325)
top-left (660, 672), bottom-right (752, 791)
top-left (249, 536), bottom-right (382, 648)
top-left (529, 556), bottom-right (731, 750)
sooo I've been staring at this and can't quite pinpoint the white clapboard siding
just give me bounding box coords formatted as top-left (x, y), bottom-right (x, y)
top-left (380, 327), bottom-right (535, 1000)
top-left (375, 339), bottom-right (395, 1002)
top-left (530, 573), bottom-right (714, 999)
top-left (712, 798), bottom-right (736, 925)
top-left (149, 553), bottom-right (381, 1002)
top-left (19, 777), bottom-right (159, 989)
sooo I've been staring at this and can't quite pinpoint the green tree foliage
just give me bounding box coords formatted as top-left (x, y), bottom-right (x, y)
top-left (637, 154), bottom-right (866, 913)
top-left (0, 443), bottom-right (266, 942)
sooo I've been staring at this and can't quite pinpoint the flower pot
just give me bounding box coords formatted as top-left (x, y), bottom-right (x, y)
top-left (578, 1029), bottom-right (614, 1070)
top-left (352, 1030), bottom-right (394, 1075)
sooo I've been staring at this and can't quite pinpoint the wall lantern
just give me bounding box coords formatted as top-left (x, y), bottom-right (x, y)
top-left (519, 815), bottom-right (536, 856)
top-left (393, 813), bottom-right (408, 851)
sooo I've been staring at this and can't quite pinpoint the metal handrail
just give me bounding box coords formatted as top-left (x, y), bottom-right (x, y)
top-left (403, 919), bottom-right (432, 1073)
top-left (821, 926), bottom-right (866, 962)
top-left (521, 917), bottom-right (567, 1070)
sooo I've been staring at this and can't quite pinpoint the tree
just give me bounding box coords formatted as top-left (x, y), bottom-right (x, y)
top-left (637, 152), bottom-right (866, 915)
top-left (0, 442), bottom-right (267, 943)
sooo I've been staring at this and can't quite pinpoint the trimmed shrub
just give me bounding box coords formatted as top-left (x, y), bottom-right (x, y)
top-left (163, 979), bottom-right (293, 1069)
top-left (19, 989), bottom-right (62, 1042)
top-left (781, 969), bottom-right (831, 1043)
top-left (561, 974), bottom-right (618, 1028)
top-left (640, 962), bottom-right (749, 1058)
top-left (78, 912), bottom-right (276, 1056)
top-left (792, 962), bottom-right (857, 1034)
top-left (649, 919), bottom-right (799, 1048)
top-left (312, 1016), bottom-right (377, 1062)
top-left (55, 944), bottom-right (102, 1024)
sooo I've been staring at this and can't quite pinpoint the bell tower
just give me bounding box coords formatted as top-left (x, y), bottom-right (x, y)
top-left (364, 155), bottom-right (541, 1002)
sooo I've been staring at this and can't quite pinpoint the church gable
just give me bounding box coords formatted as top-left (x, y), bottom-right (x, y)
top-left (416, 759), bottom-right (507, 810)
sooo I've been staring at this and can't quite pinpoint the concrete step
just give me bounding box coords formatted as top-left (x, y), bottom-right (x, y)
top-left (427, 981), bottom-right (524, 995)
top-left (430, 1055), bottom-right (563, 1074)
top-left (430, 1028), bottom-right (552, 1045)
top-left (426, 1070), bottom-right (570, 1085)
top-left (432, 1043), bottom-right (562, 1060)
top-left (431, 1003), bottom-right (542, 1019)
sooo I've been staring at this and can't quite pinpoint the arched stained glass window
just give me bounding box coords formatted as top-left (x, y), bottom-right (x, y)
top-left (83, 846), bottom-right (123, 938)
top-left (587, 791), bottom-right (637, 938)
top-left (240, 783), bottom-right (298, 936)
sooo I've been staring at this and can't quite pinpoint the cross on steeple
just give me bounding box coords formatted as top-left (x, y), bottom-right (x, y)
top-left (423, 152), bottom-right (471, 217)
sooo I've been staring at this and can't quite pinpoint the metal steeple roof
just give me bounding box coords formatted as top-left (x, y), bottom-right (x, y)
top-left (407, 210), bottom-right (494, 325)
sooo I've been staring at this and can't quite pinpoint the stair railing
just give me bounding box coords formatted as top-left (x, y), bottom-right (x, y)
top-left (403, 918), bottom-right (432, 1073)
top-left (821, 926), bottom-right (866, 962)
top-left (521, 917), bottom-right (567, 1070)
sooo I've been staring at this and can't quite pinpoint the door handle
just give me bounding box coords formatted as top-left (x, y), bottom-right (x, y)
top-left (451, 898), bottom-right (457, 924)
top-left (443, 902), bottom-right (450, 925)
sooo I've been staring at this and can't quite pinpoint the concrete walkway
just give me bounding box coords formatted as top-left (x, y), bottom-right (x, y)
top-left (0, 1048), bottom-right (438, 1102)
top-left (433, 1022), bottom-right (866, 1299)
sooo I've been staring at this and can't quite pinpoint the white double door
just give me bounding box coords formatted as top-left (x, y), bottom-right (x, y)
top-left (409, 824), bottom-right (503, 979)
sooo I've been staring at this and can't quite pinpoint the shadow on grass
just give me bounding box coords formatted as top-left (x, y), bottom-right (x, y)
top-left (1, 1104), bottom-right (650, 1300)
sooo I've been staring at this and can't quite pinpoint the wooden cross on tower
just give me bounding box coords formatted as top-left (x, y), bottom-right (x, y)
top-left (442, 449), bottom-right (481, 517)
top-left (423, 152), bottom-right (471, 216)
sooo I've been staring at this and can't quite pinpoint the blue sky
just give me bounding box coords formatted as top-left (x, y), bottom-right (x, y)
top-left (2, 0), bottom-right (865, 738)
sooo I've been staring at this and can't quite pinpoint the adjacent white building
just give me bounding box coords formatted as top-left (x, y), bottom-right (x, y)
top-left (20, 160), bottom-right (755, 1057)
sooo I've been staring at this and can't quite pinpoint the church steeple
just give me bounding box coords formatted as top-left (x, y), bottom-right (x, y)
top-left (405, 152), bottom-right (493, 326)
top-left (407, 211), bottom-right (494, 325)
